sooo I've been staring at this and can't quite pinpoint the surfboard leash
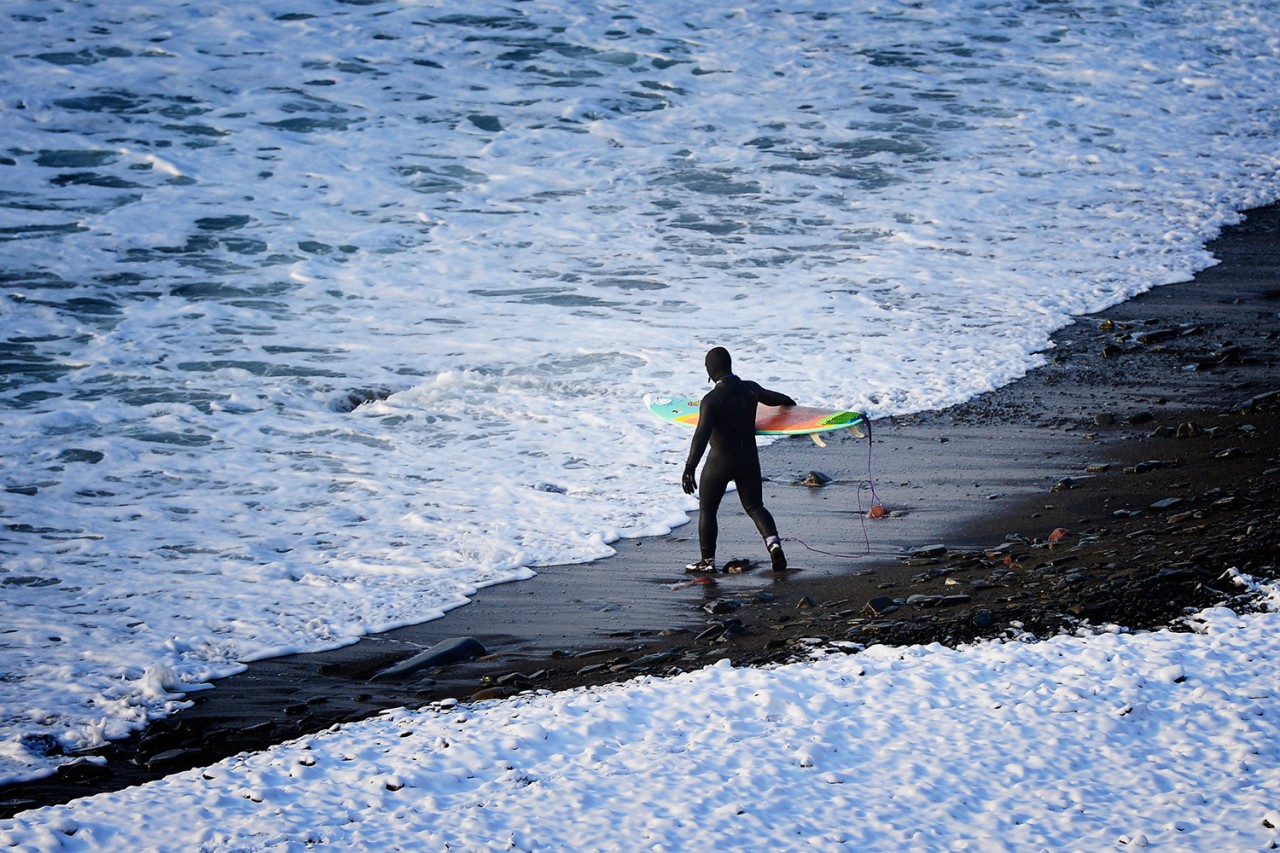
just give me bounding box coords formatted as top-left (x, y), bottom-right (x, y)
top-left (783, 417), bottom-right (883, 561)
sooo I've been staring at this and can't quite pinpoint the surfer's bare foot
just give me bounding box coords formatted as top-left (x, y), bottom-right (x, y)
top-left (768, 542), bottom-right (787, 572)
top-left (685, 558), bottom-right (716, 573)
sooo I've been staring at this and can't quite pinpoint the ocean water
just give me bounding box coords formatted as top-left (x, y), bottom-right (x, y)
top-left (1, 0), bottom-right (1277, 783)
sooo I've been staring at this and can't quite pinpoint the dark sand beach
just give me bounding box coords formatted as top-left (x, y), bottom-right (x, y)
top-left (4, 204), bottom-right (1278, 815)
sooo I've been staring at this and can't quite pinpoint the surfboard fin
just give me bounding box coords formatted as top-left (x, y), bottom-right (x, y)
top-left (810, 433), bottom-right (827, 448)
top-left (848, 424), bottom-right (865, 439)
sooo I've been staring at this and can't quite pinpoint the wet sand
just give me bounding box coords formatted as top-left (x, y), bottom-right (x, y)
top-left (3, 204), bottom-right (1278, 815)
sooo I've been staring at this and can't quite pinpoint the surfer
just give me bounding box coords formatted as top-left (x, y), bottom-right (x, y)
top-left (683, 346), bottom-right (795, 572)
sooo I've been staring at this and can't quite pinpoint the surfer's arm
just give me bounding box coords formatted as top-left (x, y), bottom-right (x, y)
top-left (758, 387), bottom-right (796, 407)
top-left (683, 401), bottom-right (714, 494)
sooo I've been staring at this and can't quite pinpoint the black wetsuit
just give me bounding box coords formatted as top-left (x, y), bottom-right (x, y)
top-left (684, 374), bottom-right (795, 562)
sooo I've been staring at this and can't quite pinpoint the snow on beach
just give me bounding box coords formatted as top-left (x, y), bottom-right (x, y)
top-left (4, 575), bottom-right (1279, 851)
top-left (3, 0), bottom-right (1280, 798)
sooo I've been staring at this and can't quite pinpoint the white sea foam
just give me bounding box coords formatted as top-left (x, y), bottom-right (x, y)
top-left (1, 0), bottom-right (1279, 784)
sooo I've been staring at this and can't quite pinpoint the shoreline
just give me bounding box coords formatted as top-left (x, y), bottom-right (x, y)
top-left (3, 205), bottom-right (1278, 815)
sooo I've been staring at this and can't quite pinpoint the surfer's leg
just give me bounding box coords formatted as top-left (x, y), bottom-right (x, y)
top-left (735, 470), bottom-right (778, 539)
top-left (697, 465), bottom-right (730, 562)
top-left (737, 471), bottom-right (788, 571)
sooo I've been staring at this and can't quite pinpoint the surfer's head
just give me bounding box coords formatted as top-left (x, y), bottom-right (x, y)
top-left (705, 346), bottom-right (732, 382)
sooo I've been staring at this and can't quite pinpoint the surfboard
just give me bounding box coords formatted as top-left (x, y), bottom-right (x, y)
top-left (647, 396), bottom-right (866, 444)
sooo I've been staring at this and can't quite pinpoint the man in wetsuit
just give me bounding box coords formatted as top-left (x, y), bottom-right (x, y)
top-left (682, 346), bottom-right (796, 572)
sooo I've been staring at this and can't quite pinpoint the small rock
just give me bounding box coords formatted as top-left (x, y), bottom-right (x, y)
top-left (704, 599), bottom-right (738, 615)
top-left (803, 471), bottom-right (833, 487)
top-left (629, 649), bottom-right (682, 669)
top-left (1128, 411), bottom-right (1154, 425)
top-left (370, 637), bottom-right (488, 681)
top-left (56, 758), bottom-right (112, 783)
top-left (1100, 344), bottom-right (1123, 358)
top-left (1051, 478), bottom-right (1075, 492)
top-left (1136, 328), bottom-right (1177, 345)
top-left (146, 748), bottom-right (205, 772)
top-left (696, 624), bottom-right (726, 642)
top-left (864, 596), bottom-right (900, 616)
top-left (1239, 389), bottom-right (1280, 411)
top-left (1175, 421), bottom-right (1202, 439)
top-left (1093, 413), bottom-right (1116, 426)
top-left (1150, 498), bottom-right (1184, 510)
top-left (910, 544), bottom-right (947, 559)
